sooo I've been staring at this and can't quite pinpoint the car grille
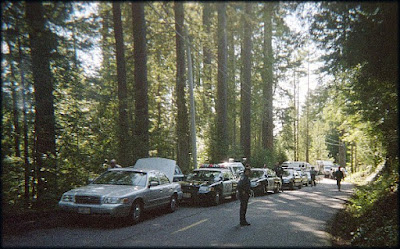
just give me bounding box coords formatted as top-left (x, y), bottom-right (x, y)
top-left (75, 195), bottom-right (101, 205)
top-left (181, 185), bottom-right (199, 193)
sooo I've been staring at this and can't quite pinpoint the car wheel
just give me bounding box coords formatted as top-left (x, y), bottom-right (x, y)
top-left (298, 183), bottom-right (302, 189)
top-left (213, 190), bottom-right (221, 206)
top-left (168, 194), bottom-right (177, 213)
top-left (274, 183), bottom-right (279, 193)
top-left (262, 184), bottom-right (268, 195)
top-left (130, 200), bottom-right (143, 224)
top-left (231, 189), bottom-right (238, 200)
top-left (289, 181), bottom-right (294, 190)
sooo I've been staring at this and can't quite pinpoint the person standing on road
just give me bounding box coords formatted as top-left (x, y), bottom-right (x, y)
top-left (334, 166), bottom-right (344, 191)
top-left (310, 167), bottom-right (317, 187)
top-left (238, 165), bottom-right (251, 226)
top-left (274, 162), bottom-right (284, 192)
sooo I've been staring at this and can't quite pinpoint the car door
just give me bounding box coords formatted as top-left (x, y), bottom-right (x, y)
top-left (265, 169), bottom-right (274, 191)
top-left (146, 173), bottom-right (164, 209)
top-left (221, 171), bottom-right (233, 197)
top-left (293, 171), bottom-right (301, 186)
top-left (158, 172), bottom-right (174, 205)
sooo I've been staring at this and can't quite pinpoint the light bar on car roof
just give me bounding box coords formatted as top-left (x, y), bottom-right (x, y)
top-left (199, 164), bottom-right (226, 168)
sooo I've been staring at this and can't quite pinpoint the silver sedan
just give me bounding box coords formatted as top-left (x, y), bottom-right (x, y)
top-left (58, 168), bottom-right (183, 224)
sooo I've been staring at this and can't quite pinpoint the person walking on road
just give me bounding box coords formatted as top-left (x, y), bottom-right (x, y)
top-left (238, 165), bottom-right (251, 226)
top-left (334, 166), bottom-right (344, 191)
top-left (310, 167), bottom-right (317, 187)
top-left (274, 162), bottom-right (284, 192)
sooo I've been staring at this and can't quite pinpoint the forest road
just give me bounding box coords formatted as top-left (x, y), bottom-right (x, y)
top-left (2, 178), bottom-right (353, 247)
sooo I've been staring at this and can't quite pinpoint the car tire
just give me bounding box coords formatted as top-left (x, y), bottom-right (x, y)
top-left (274, 183), bottom-right (280, 193)
top-left (298, 183), bottom-right (302, 189)
top-left (231, 189), bottom-right (238, 200)
top-left (129, 200), bottom-right (143, 224)
top-left (262, 184), bottom-right (268, 195)
top-left (213, 190), bottom-right (221, 206)
top-left (168, 194), bottom-right (178, 213)
top-left (289, 181), bottom-right (294, 190)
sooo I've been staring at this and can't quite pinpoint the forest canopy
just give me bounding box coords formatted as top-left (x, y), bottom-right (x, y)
top-left (1, 1), bottom-right (397, 210)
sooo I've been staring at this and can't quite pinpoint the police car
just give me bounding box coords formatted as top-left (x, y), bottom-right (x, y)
top-left (179, 164), bottom-right (238, 206)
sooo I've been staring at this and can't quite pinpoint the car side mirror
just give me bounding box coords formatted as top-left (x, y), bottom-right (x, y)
top-left (149, 181), bottom-right (159, 187)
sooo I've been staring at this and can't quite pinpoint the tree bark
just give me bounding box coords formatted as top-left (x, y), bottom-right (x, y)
top-left (241, 2), bottom-right (252, 163)
top-left (216, 2), bottom-right (228, 162)
top-left (262, 3), bottom-right (274, 154)
top-left (113, 2), bottom-right (130, 166)
top-left (26, 2), bottom-right (57, 205)
top-left (174, 2), bottom-right (190, 172)
top-left (132, 2), bottom-right (149, 161)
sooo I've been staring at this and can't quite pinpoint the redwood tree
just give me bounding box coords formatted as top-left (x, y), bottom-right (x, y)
top-left (26, 2), bottom-right (57, 204)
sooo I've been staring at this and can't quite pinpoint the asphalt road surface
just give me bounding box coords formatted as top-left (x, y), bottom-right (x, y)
top-left (2, 178), bottom-right (353, 247)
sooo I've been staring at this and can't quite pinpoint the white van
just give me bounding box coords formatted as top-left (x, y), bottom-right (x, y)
top-left (281, 161), bottom-right (311, 171)
top-left (316, 160), bottom-right (334, 178)
top-left (218, 161), bottom-right (245, 179)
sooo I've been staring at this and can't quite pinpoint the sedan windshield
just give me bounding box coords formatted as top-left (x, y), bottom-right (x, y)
top-left (92, 171), bottom-right (147, 186)
top-left (187, 170), bottom-right (221, 182)
top-left (250, 170), bottom-right (264, 179)
top-left (282, 170), bottom-right (293, 177)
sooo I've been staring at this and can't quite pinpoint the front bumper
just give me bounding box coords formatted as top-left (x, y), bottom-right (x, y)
top-left (58, 202), bottom-right (131, 217)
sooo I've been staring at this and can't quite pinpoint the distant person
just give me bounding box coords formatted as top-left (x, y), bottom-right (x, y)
top-left (334, 167), bottom-right (344, 191)
top-left (274, 163), bottom-right (284, 192)
top-left (109, 159), bottom-right (122, 169)
top-left (310, 167), bottom-right (317, 187)
top-left (238, 165), bottom-right (251, 226)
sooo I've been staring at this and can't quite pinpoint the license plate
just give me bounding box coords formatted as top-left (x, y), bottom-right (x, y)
top-left (78, 207), bottom-right (91, 214)
top-left (183, 193), bottom-right (191, 198)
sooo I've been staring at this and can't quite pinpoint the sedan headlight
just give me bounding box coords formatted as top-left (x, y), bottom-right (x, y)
top-left (199, 186), bottom-right (214, 192)
top-left (251, 181), bottom-right (260, 187)
top-left (103, 197), bottom-right (129, 204)
top-left (61, 194), bottom-right (75, 202)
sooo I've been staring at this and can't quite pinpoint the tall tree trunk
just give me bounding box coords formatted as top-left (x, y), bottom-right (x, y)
top-left (216, 2), bottom-right (228, 162)
top-left (241, 2), bottom-right (252, 163)
top-left (202, 2), bottom-right (212, 119)
top-left (132, 2), bottom-right (149, 162)
top-left (6, 41), bottom-right (21, 158)
top-left (17, 33), bottom-right (31, 207)
top-left (174, 2), bottom-right (190, 172)
top-left (113, 2), bottom-right (130, 166)
top-left (26, 2), bottom-right (56, 205)
top-left (262, 3), bottom-right (274, 156)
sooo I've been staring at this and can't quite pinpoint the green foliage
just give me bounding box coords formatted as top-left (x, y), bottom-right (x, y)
top-left (329, 162), bottom-right (398, 247)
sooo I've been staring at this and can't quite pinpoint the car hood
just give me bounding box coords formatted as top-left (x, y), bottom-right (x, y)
top-left (64, 184), bottom-right (145, 197)
top-left (180, 180), bottom-right (214, 187)
top-left (133, 157), bottom-right (176, 183)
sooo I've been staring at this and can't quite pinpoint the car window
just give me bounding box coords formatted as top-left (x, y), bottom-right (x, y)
top-left (187, 170), bottom-right (221, 182)
top-left (148, 174), bottom-right (160, 184)
top-left (92, 171), bottom-right (147, 187)
top-left (158, 172), bottom-right (170, 185)
top-left (175, 165), bottom-right (183, 174)
top-left (250, 170), bottom-right (264, 179)
top-left (223, 171), bottom-right (232, 180)
top-left (266, 169), bottom-right (275, 177)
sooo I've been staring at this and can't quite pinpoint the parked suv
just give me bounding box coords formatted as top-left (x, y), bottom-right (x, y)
top-left (281, 169), bottom-right (303, 190)
top-left (180, 164), bottom-right (238, 205)
top-left (249, 168), bottom-right (282, 195)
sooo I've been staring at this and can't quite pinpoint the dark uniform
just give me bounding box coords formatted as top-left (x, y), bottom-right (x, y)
top-left (334, 169), bottom-right (344, 191)
top-left (310, 168), bottom-right (317, 187)
top-left (237, 170), bottom-right (251, 226)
